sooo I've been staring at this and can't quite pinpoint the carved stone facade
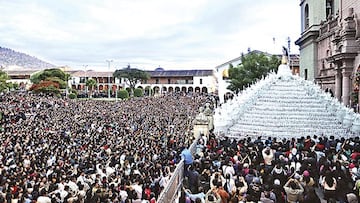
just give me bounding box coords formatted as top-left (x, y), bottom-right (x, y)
top-left (296, 0), bottom-right (360, 107)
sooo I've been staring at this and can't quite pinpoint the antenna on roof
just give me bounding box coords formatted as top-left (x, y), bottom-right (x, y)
top-left (273, 37), bottom-right (276, 53)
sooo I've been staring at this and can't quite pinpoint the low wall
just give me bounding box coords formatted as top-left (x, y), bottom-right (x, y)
top-left (156, 135), bottom-right (200, 203)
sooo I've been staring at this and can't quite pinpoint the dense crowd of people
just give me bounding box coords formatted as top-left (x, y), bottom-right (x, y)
top-left (0, 91), bottom-right (213, 203)
top-left (3, 91), bottom-right (360, 203)
top-left (182, 133), bottom-right (360, 203)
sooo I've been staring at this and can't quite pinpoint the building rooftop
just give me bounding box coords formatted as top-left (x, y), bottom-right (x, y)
top-left (6, 70), bottom-right (39, 75)
top-left (71, 70), bottom-right (112, 77)
top-left (147, 69), bottom-right (213, 77)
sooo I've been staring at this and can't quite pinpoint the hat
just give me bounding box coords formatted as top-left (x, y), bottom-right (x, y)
top-left (253, 177), bottom-right (261, 184)
top-left (243, 163), bottom-right (249, 168)
top-left (274, 179), bottom-right (280, 185)
top-left (303, 170), bottom-right (310, 177)
top-left (346, 193), bottom-right (358, 203)
top-left (294, 173), bottom-right (301, 180)
top-left (351, 167), bottom-right (357, 174)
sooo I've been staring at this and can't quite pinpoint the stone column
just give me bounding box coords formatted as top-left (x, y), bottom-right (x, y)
top-left (193, 107), bottom-right (210, 140)
top-left (335, 69), bottom-right (342, 101)
top-left (342, 70), bottom-right (352, 106)
top-left (193, 124), bottom-right (209, 139)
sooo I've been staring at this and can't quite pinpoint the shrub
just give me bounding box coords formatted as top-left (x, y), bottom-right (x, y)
top-left (30, 80), bottom-right (59, 89)
top-left (70, 89), bottom-right (78, 95)
top-left (133, 88), bottom-right (143, 97)
top-left (37, 86), bottom-right (60, 95)
top-left (118, 89), bottom-right (129, 99)
top-left (68, 93), bottom-right (77, 99)
top-left (30, 80), bottom-right (60, 95)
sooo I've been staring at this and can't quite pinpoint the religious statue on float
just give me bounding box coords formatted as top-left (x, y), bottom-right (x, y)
top-left (193, 106), bottom-right (209, 125)
top-left (203, 102), bottom-right (214, 131)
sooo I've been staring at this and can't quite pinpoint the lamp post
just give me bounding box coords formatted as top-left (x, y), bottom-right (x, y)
top-left (64, 66), bottom-right (69, 98)
top-left (84, 65), bottom-right (88, 96)
top-left (287, 36), bottom-right (291, 71)
top-left (106, 60), bottom-right (113, 99)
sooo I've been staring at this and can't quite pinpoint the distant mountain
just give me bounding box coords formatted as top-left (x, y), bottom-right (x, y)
top-left (0, 46), bottom-right (55, 70)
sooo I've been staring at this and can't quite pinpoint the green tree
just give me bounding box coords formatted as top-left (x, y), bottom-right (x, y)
top-left (29, 71), bottom-right (42, 84)
top-left (0, 70), bottom-right (9, 92)
top-left (30, 68), bottom-right (69, 95)
top-left (133, 88), bottom-right (143, 97)
top-left (68, 93), bottom-right (77, 99)
top-left (31, 69), bottom-right (67, 83)
top-left (118, 89), bottom-right (129, 99)
top-left (227, 52), bottom-right (280, 93)
top-left (45, 77), bottom-right (67, 89)
top-left (113, 66), bottom-right (150, 95)
top-left (86, 78), bottom-right (97, 98)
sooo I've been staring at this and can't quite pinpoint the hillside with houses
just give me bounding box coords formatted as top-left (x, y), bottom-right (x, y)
top-left (0, 47), bottom-right (55, 70)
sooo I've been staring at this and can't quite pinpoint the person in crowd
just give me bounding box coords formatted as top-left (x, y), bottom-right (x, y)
top-left (214, 180), bottom-right (229, 203)
top-left (260, 184), bottom-right (276, 203)
top-left (272, 179), bottom-right (285, 203)
top-left (184, 186), bottom-right (207, 203)
top-left (283, 178), bottom-right (304, 203)
top-left (246, 177), bottom-right (262, 202)
top-left (301, 186), bottom-right (320, 203)
top-left (188, 164), bottom-right (201, 194)
top-left (222, 173), bottom-right (236, 196)
top-left (181, 146), bottom-right (194, 177)
top-left (322, 172), bottom-right (337, 201)
top-left (262, 146), bottom-right (274, 169)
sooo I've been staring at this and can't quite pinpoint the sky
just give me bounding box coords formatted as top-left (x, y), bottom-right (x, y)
top-left (0, 0), bottom-right (301, 71)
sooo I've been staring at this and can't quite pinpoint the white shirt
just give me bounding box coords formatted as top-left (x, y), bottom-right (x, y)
top-left (132, 184), bottom-right (143, 199)
top-left (67, 180), bottom-right (79, 194)
top-left (37, 196), bottom-right (51, 203)
top-left (222, 165), bottom-right (235, 178)
top-left (119, 190), bottom-right (128, 202)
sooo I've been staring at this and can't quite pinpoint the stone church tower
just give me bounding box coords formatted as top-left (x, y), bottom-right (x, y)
top-left (296, 0), bottom-right (360, 108)
top-left (295, 0), bottom-right (337, 81)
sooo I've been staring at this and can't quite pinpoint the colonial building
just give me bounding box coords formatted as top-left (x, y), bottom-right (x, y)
top-left (6, 69), bottom-right (36, 90)
top-left (68, 68), bottom-right (216, 95)
top-left (5, 67), bottom-right (216, 96)
top-left (295, 0), bottom-right (360, 107)
top-left (138, 68), bottom-right (215, 95)
top-left (70, 70), bottom-right (122, 94)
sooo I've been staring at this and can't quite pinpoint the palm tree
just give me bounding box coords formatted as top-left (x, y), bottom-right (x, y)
top-left (64, 73), bottom-right (71, 97)
top-left (0, 70), bottom-right (9, 92)
top-left (86, 78), bottom-right (97, 98)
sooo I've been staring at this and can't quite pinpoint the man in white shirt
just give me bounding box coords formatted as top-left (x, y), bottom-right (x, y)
top-left (262, 147), bottom-right (274, 166)
top-left (37, 190), bottom-right (51, 203)
top-left (132, 179), bottom-right (143, 201)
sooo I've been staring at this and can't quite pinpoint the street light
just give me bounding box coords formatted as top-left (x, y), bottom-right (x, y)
top-left (106, 60), bottom-right (113, 99)
top-left (84, 65), bottom-right (88, 96)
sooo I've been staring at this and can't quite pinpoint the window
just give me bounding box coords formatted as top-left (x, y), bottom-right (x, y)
top-left (156, 79), bottom-right (159, 84)
top-left (326, 0), bottom-right (334, 18)
top-left (168, 79), bottom-right (171, 84)
top-left (304, 69), bottom-right (308, 80)
top-left (304, 4), bottom-right (309, 29)
top-left (200, 79), bottom-right (203, 84)
top-left (186, 79), bottom-right (188, 84)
